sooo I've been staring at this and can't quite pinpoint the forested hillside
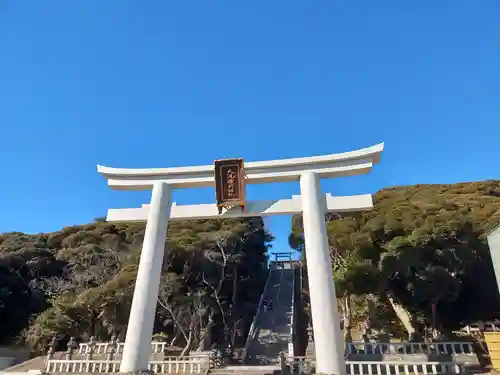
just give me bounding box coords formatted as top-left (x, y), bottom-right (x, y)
top-left (0, 217), bottom-right (272, 354)
top-left (291, 179), bottom-right (500, 340)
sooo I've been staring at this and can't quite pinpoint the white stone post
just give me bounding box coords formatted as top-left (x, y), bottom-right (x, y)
top-left (120, 183), bottom-right (172, 372)
top-left (300, 172), bottom-right (345, 375)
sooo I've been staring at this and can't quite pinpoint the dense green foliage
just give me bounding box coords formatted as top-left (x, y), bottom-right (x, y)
top-left (0, 218), bottom-right (272, 353)
top-left (291, 180), bottom-right (500, 339)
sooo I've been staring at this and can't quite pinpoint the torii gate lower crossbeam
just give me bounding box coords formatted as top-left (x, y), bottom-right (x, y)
top-left (98, 143), bottom-right (383, 375)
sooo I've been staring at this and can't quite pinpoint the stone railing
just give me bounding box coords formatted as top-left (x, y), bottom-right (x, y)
top-left (148, 359), bottom-right (203, 374)
top-left (285, 356), bottom-right (465, 375)
top-left (46, 357), bottom-right (206, 373)
top-left (43, 335), bottom-right (215, 372)
top-left (462, 322), bottom-right (500, 334)
top-left (46, 359), bottom-right (121, 373)
top-left (345, 361), bottom-right (464, 375)
top-left (345, 341), bottom-right (475, 356)
top-left (240, 268), bottom-right (272, 363)
top-left (78, 341), bottom-right (167, 355)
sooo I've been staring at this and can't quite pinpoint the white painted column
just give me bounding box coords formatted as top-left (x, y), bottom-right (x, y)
top-left (120, 183), bottom-right (172, 372)
top-left (300, 172), bottom-right (345, 375)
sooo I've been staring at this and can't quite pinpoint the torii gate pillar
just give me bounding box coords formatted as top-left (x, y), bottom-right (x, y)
top-left (120, 183), bottom-right (172, 372)
top-left (301, 172), bottom-right (344, 374)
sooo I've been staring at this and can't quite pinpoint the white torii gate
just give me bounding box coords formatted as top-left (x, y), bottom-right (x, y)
top-left (97, 143), bottom-right (384, 375)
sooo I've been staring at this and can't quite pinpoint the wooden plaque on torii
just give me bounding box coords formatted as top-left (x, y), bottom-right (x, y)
top-left (214, 158), bottom-right (246, 215)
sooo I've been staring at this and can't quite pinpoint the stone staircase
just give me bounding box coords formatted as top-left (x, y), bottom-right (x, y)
top-left (245, 267), bottom-right (295, 365)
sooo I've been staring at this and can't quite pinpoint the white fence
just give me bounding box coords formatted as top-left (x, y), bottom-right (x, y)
top-left (345, 361), bottom-right (464, 375)
top-left (77, 340), bottom-right (475, 358)
top-left (461, 322), bottom-right (500, 334)
top-left (46, 359), bottom-right (121, 373)
top-left (46, 357), bottom-right (205, 373)
top-left (78, 341), bottom-right (167, 355)
top-left (346, 341), bottom-right (475, 356)
top-left (148, 360), bottom-right (203, 374)
top-left (286, 357), bottom-right (465, 375)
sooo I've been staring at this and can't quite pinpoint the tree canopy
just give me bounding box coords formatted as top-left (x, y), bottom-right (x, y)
top-left (290, 179), bottom-right (500, 339)
top-left (0, 217), bottom-right (272, 354)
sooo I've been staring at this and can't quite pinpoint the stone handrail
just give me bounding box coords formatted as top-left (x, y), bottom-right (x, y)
top-left (271, 266), bottom-right (285, 327)
top-left (240, 267), bottom-right (272, 363)
top-left (286, 356), bottom-right (465, 375)
top-left (345, 341), bottom-right (475, 356)
top-left (287, 265), bottom-right (296, 357)
top-left (46, 357), bottom-right (205, 373)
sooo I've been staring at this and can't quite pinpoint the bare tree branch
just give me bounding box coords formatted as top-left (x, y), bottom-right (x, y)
top-left (29, 276), bottom-right (72, 297)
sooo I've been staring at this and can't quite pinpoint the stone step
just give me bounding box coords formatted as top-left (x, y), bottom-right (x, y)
top-left (210, 364), bottom-right (280, 374)
top-left (210, 370), bottom-right (278, 375)
top-left (221, 365), bottom-right (280, 370)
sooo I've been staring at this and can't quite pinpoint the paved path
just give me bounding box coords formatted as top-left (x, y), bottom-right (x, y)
top-left (245, 267), bottom-right (295, 365)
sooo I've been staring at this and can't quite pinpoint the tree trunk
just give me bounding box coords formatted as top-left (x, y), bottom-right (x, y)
top-left (387, 295), bottom-right (417, 340)
top-left (181, 330), bottom-right (194, 356)
top-left (170, 330), bottom-right (181, 346)
top-left (363, 294), bottom-right (376, 340)
top-left (231, 268), bottom-right (238, 346)
top-left (232, 268), bottom-right (238, 306)
top-left (196, 319), bottom-right (214, 351)
top-left (342, 294), bottom-right (353, 343)
top-left (89, 311), bottom-right (97, 338)
top-left (161, 306), bottom-right (189, 343)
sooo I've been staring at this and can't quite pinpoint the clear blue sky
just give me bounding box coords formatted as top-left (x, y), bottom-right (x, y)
top-left (0, 1), bottom-right (499, 256)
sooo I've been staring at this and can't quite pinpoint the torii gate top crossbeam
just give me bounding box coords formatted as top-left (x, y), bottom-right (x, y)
top-left (97, 143), bottom-right (383, 190)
